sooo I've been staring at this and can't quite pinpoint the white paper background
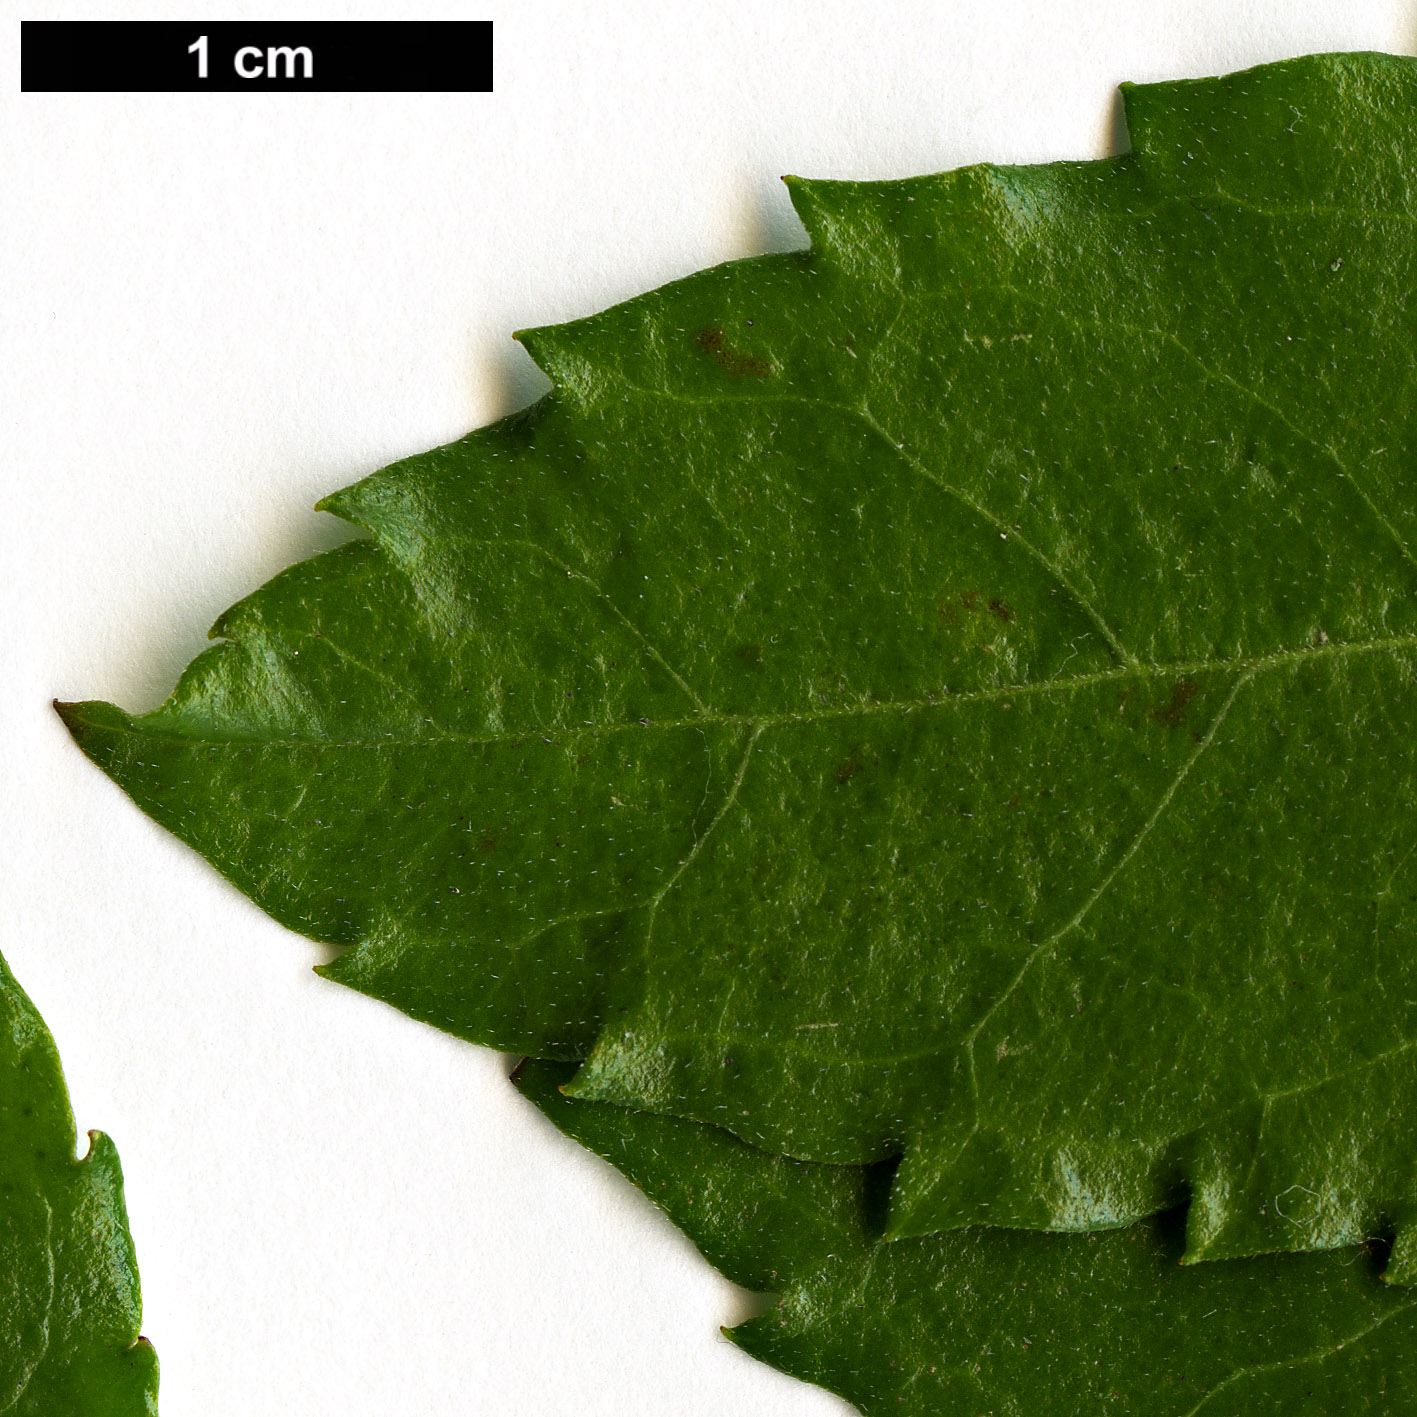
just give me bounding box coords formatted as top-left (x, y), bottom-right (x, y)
top-left (4, 3), bottom-right (1415, 1412)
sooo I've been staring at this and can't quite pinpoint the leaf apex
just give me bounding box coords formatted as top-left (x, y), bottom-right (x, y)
top-left (54, 698), bottom-right (135, 742)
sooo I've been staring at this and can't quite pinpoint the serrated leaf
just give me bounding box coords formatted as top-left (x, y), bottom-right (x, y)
top-left (60, 50), bottom-right (1417, 1268)
top-left (517, 1056), bottom-right (1417, 1417)
top-left (0, 947), bottom-right (157, 1414)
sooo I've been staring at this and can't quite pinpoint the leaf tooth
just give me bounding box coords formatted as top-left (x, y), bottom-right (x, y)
top-left (315, 474), bottom-right (431, 562)
top-left (513, 322), bottom-right (604, 407)
top-left (1384, 1224), bottom-right (1417, 1286)
top-left (782, 175), bottom-right (901, 283)
top-left (780, 174), bottom-right (844, 249)
top-left (1119, 51), bottom-right (1417, 211)
top-left (317, 412), bottom-right (547, 563)
top-left (315, 482), bottom-right (382, 533)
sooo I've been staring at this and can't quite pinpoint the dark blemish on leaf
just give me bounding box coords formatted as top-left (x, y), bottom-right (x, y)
top-left (836, 757), bottom-right (860, 784)
top-left (1152, 678), bottom-right (1199, 728)
top-left (695, 326), bottom-right (770, 377)
top-left (737, 642), bottom-right (765, 666)
top-left (940, 589), bottom-right (1016, 630)
top-left (477, 832), bottom-right (499, 853)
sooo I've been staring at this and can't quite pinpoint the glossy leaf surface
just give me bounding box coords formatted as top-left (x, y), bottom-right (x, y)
top-left (0, 949), bottom-right (157, 1414)
top-left (61, 51), bottom-right (1417, 1265)
top-left (518, 1056), bottom-right (1417, 1417)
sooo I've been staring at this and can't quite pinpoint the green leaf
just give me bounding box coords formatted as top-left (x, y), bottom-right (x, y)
top-left (0, 947), bottom-right (157, 1414)
top-left (516, 1056), bottom-right (1417, 1417)
top-left (59, 50), bottom-right (1417, 1266)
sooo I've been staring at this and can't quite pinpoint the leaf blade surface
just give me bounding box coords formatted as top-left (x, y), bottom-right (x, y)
top-left (61, 49), bottom-right (1417, 1264)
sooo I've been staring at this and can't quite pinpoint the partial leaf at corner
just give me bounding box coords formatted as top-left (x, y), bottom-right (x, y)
top-left (0, 947), bottom-right (157, 1415)
top-left (517, 1057), bottom-right (1417, 1417)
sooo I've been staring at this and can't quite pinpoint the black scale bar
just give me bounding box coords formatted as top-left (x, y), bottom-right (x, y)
top-left (21, 20), bottom-right (492, 93)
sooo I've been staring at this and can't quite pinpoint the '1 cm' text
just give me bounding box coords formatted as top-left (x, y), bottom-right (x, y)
top-left (187, 36), bottom-right (313, 80)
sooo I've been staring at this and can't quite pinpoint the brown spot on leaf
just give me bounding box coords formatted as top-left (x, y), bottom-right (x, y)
top-left (736, 642), bottom-right (764, 666)
top-left (1152, 679), bottom-right (1199, 729)
top-left (477, 832), bottom-right (500, 853)
top-left (695, 327), bottom-right (770, 378)
top-left (836, 757), bottom-right (860, 785)
top-left (938, 589), bottom-right (1017, 630)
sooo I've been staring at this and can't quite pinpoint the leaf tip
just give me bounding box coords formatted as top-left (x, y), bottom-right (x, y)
top-left (54, 697), bottom-right (133, 744)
